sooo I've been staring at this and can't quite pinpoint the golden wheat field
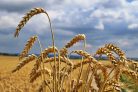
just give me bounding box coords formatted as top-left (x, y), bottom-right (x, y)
top-left (0, 56), bottom-right (107, 92)
top-left (0, 56), bottom-right (137, 92)
top-left (0, 7), bottom-right (138, 92)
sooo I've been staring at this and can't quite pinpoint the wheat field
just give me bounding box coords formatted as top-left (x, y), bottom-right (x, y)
top-left (0, 56), bottom-right (137, 92)
top-left (0, 7), bottom-right (138, 92)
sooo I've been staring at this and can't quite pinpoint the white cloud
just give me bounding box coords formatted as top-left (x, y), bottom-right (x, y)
top-left (128, 23), bottom-right (138, 29)
top-left (94, 21), bottom-right (104, 30)
top-left (0, 11), bottom-right (20, 29)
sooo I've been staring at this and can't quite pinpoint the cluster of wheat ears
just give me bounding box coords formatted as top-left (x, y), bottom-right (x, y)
top-left (12, 8), bottom-right (138, 92)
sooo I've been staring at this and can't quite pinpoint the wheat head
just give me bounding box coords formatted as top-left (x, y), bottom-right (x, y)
top-left (64, 34), bottom-right (85, 48)
top-left (14, 8), bottom-right (47, 37)
top-left (12, 54), bottom-right (37, 73)
top-left (19, 36), bottom-right (37, 60)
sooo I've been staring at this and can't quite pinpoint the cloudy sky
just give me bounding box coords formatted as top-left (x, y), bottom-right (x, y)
top-left (0, 0), bottom-right (138, 58)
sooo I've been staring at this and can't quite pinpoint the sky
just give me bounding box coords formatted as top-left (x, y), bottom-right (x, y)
top-left (0, 0), bottom-right (138, 58)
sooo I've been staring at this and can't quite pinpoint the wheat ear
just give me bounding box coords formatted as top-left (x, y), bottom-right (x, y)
top-left (64, 34), bottom-right (85, 48)
top-left (41, 46), bottom-right (58, 59)
top-left (15, 8), bottom-right (48, 37)
top-left (95, 47), bottom-right (117, 65)
top-left (19, 36), bottom-right (37, 60)
top-left (104, 43), bottom-right (127, 64)
top-left (12, 54), bottom-right (37, 73)
top-left (105, 43), bottom-right (126, 58)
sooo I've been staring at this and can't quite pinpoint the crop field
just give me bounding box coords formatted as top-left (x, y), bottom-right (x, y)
top-left (0, 56), bottom-right (137, 92)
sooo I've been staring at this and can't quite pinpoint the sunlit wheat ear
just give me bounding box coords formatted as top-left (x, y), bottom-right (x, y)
top-left (12, 54), bottom-right (37, 73)
top-left (122, 68), bottom-right (138, 81)
top-left (14, 8), bottom-right (47, 37)
top-left (64, 34), bottom-right (85, 48)
top-left (30, 68), bottom-right (51, 83)
top-left (19, 36), bottom-right (37, 60)
top-left (104, 43), bottom-right (127, 64)
top-left (44, 56), bottom-right (73, 66)
top-left (95, 47), bottom-right (117, 65)
top-left (104, 43), bottom-right (126, 58)
top-left (41, 46), bottom-right (58, 58)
